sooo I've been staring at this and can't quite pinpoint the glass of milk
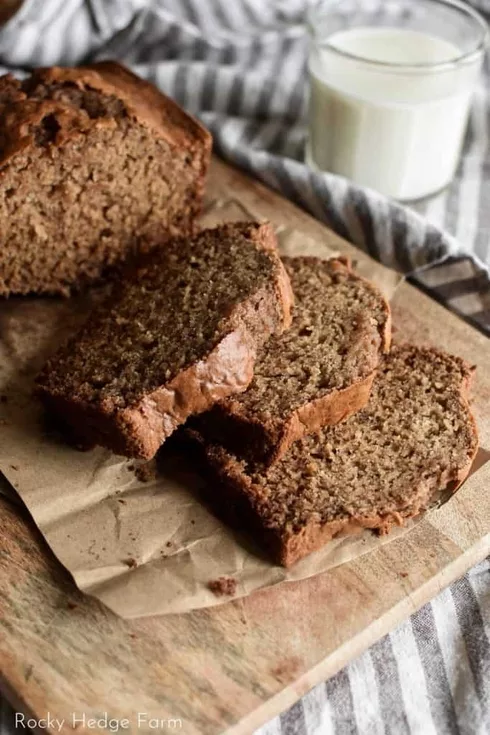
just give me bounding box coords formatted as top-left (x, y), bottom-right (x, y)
top-left (306, 0), bottom-right (488, 201)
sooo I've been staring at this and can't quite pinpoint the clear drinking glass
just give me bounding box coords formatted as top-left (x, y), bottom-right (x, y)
top-left (306, 0), bottom-right (488, 201)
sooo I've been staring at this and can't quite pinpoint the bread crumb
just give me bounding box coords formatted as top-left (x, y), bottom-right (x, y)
top-left (271, 656), bottom-right (302, 681)
top-left (123, 557), bottom-right (137, 569)
top-left (400, 571), bottom-right (409, 578)
top-left (130, 461), bottom-right (156, 483)
top-left (208, 576), bottom-right (237, 596)
top-left (136, 464), bottom-right (155, 482)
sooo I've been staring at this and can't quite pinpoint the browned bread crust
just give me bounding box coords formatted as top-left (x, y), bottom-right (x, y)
top-left (0, 62), bottom-right (212, 295)
top-left (191, 256), bottom-right (391, 466)
top-left (36, 222), bottom-right (293, 460)
top-left (188, 345), bottom-right (478, 567)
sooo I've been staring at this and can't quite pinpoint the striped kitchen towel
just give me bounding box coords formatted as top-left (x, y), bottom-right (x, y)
top-left (0, 2), bottom-right (487, 734)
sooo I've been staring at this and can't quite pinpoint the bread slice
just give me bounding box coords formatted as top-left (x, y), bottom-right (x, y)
top-left (0, 62), bottom-right (211, 295)
top-left (190, 256), bottom-right (391, 466)
top-left (36, 222), bottom-right (294, 459)
top-left (188, 345), bottom-right (478, 566)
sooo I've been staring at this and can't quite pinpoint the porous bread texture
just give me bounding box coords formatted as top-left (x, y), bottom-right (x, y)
top-left (36, 222), bottom-right (294, 460)
top-left (191, 256), bottom-right (391, 466)
top-left (0, 62), bottom-right (211, 296)
top-left (190, 345), bottom-right (478, 567)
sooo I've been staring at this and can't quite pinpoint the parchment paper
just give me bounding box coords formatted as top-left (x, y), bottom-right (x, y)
top-left (0, 200), bottom-right (476, 618)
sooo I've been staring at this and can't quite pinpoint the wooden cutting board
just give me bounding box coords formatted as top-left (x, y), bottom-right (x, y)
top-left (0, 158), bottom-right (489, 735)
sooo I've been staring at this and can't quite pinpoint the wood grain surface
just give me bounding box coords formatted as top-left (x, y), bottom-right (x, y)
top-left (0, 157), bottom-right (489, 735)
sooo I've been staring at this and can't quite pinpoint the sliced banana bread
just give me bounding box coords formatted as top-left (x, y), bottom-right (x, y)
top-left (189, 345), bottom-right (478, 566)
top-left (0, 62), bottom-right (211, 295)
top-left (191, 256), bottom-right (391, 466)
top-left (36, 222), bottom-right (293, 459)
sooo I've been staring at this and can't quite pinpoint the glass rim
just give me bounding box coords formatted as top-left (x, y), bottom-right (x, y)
top-left (307, 0), bottom-right (489, 72)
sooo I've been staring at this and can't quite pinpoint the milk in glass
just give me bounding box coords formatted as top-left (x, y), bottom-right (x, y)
top-left (307, 27), bottom-right (483, 200)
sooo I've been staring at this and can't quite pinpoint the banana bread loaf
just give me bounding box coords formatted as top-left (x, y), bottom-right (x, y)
top-left (36, 222), bottom-right (293, 459)
top-left (191, 256), bottom-right (391, 466)
top-left (188, 345), bottom-right (478, 566)
top-left (0, 62), bottom-right (211, 295)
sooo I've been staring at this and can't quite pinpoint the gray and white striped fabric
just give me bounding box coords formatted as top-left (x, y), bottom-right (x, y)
top-left (0, 2), bottom-right (488, 734)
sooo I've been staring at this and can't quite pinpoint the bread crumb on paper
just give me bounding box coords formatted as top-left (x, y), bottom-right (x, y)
top-left (128, 461), bottom-right (156, 483)
top-left (208, 576), bottom-right (237, 597)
